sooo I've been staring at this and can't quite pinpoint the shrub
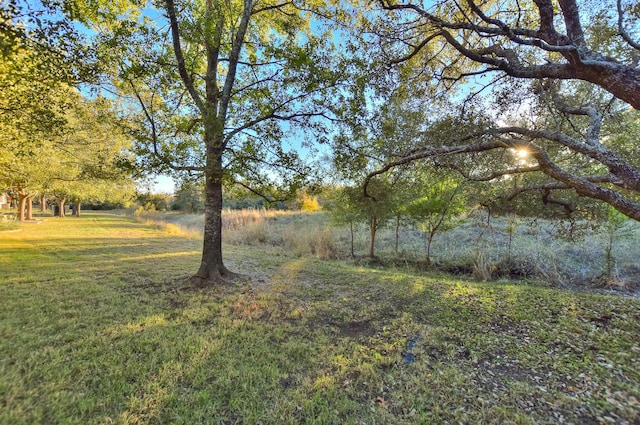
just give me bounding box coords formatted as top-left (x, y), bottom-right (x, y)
top-left (0, 213), bottom-right (19, 231)
top-left (297, 193), bottom-right (322, 212)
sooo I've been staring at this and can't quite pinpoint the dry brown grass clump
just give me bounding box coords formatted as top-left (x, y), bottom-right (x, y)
top-left (281, 224), bottom-right (338, 260)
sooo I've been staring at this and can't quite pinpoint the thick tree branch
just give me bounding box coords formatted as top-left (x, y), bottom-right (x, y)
top-left (464, 0), bottom-right (573, 52)
top-left (379, 0), bottom-right (640, 109)
top-left (505, 174), bottom-right (627, 200)
top-left (617, 0), bottom-right (640, 51)
top-left (550, 95), bottom-right (602, 144)
top-left (532, 148), bottom-right (640, 221)
top-left (380, 1), bottom-right (574, 53)
top-left (164, 0), bottom-right (205, 113)
top-left (364, 122), bottom-right (640, 220)
top-left (557, 0), bottom-right (586, 48)
top-left (435, 161), bottom-right (542, 181)
top-left (542, 189), bottom-right (576, 215)
top-left (219, 0), bottom-right (254, 123)
top-left (533, 0), bottom-right (557, 39)
top-left (204, 0), bottom-right (223, 108)
top-left (493, 126), bottom-right (640, 192)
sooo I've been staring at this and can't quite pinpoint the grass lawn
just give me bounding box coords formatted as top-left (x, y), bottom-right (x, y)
top-left (1, 212), bottom-right (639, 424)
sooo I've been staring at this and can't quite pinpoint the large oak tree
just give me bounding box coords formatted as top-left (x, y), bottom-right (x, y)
top-left (103, 0), bottom-right (343, 285)
top-left (361, 0), bottom-right (640, 221)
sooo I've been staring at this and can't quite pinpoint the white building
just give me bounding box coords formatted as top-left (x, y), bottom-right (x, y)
top-left (0, 192), bottom-right (10, 209)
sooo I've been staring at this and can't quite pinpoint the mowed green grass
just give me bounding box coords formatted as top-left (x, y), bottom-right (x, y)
top-left (1, 212), bottom-right (639, 424)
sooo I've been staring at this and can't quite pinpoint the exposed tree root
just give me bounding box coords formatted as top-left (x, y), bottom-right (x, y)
top-left (185, 267), bottom-right (249, 289)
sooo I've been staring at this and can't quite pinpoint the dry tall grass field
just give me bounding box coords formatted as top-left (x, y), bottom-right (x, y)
top-left (135, 208), bottom-right (640, 292)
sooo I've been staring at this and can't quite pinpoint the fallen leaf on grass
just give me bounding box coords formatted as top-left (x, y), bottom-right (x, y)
top-left (376, 396), bottom-right (390, 409)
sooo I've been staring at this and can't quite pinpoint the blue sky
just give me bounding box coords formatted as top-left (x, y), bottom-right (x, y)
top-left (150, 174), bottom-right (175, 194)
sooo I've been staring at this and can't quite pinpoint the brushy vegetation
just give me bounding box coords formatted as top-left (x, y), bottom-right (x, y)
top-left (2, 211), bottom-right (639, 424)
top-left (0, 212), bottom-right (20, 231)
top-left (136, 208), bottom-right (640, 291)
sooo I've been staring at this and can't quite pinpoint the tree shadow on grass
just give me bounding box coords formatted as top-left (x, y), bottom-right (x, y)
top-left (2, 215), bottom-right (639, 424)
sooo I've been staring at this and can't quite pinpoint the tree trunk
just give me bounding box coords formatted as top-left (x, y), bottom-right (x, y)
top-left (368, 216), bottom-right (377, 258)
top-left (506, 214), bottom-right (515, 266)
top-left (40, 194), bottom-right (47, 213)
top-left (58, 199), bottom-right (66, 217)
top-left (605, 231), bottom-right (615, 280)
top-left (349, 221), bottom-right (355, 258)
top-left (191, 143), bottom-right (234, 285)
top-left (75, 201), bottom-right (81, 217)
top-left (394, 215), bottom-right (400, 255)
top-left (26, 196), bottom-right (33, 220)
top-left (426, 231), bottom-right (435, 268)
top-left (17, 194), bottom-right (27, 222)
